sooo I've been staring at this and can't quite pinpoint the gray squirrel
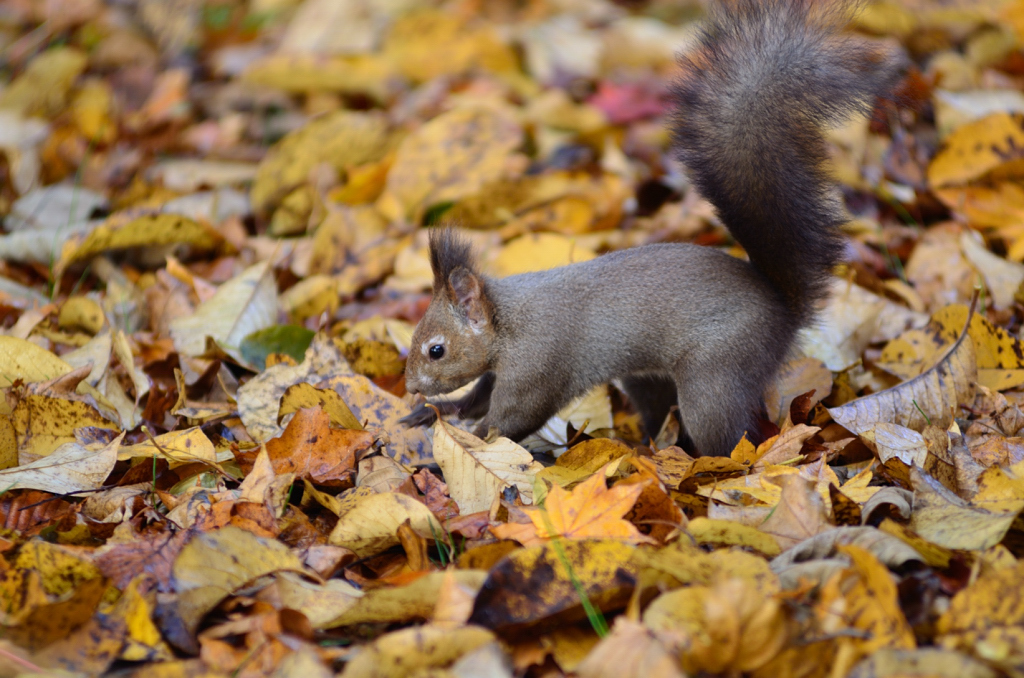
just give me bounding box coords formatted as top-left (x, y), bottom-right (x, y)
top-left (401, 0), bottom-right (905, 456)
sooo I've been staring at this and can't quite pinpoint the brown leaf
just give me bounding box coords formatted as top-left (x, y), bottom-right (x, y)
top-left (94, 529), bottom-right (189, 592)
top-left (468, 539), bottom-right (638, 636)
top-left (264, 407), bottom-right (374, 488)
top-left (829, 299), bottom-right (978, 435)
top-left (576, 618), bottom-right (684, 678)
top-left (760, 474), bottom-right (831, 550)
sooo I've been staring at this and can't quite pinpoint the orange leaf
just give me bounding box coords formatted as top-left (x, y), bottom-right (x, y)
top-left (527, 471), bottom-right (656, 544)
top-left (264, 407), bottom-right (374, 487)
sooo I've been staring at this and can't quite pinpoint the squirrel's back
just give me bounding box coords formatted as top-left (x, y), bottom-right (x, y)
top-left (670, 0), bottom-right (905, 323)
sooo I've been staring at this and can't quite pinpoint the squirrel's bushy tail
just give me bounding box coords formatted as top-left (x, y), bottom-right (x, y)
top-left (670, 0), bottom-right (904, 322)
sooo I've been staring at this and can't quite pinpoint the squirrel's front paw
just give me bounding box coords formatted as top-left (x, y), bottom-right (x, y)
top-left (400, 403), bottom-right (439, 428)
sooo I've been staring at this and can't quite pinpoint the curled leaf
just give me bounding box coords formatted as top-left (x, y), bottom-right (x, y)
top-left (829, 298), bottom-right (978, 436)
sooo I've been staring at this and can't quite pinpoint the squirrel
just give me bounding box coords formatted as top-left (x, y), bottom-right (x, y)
top-left (401, 0), bottom-right (905, 456)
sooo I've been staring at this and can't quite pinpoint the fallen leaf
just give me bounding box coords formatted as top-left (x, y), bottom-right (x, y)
top-left (643, 578), bottom-right (787, 674)
top-left (12, 394), bottom-right (118, 462)
top-left (118, 427), bottom-right (216, 465)
top-left (910, 466), bottom-right (1022, 550)
top-left (250, 111), bottom-right (390, 216)
top-left (384, 106), bottom-right (523, 219)
top-left (522, 471), bottom-right (654, 545)
top-left (686, 517), bottom-right (781, 557)
top-left (328, 491), bottom-right (443, 557)
top-left (576, 618), bottom-right (684, 678)
top-left (814, 545), bottom-right (916, 676)
top-left (173, 525), bottom-right (308, 634)
top-left (326, 570), bottom-right (487, 628)
top-left (936, 560), bottom-right (1024, 669)
top-left (829, 299), bottom-right (977, 435)
top-left (0, 431), bottom-right (122, 494)
top-left (0, 336), bottom-right (74, 387)
top-left (273, 572), bottom-right (363, 629)
top-left (928, 112), bottom-right (1024, 189)
top-left (55, 211), bottom-right (221, 276)
top-left (760, 474), bottom-right (832, 550)
top-left (264, 407), bottom-right (373, 487)
top-left (432, 419), bottom-right (544, 514)
top-left (339, 623), bottom-right (497, 678)
top-left (169, 260), bottom-right (278, 359)
top-left (468, 539), bottom-right (638, 635)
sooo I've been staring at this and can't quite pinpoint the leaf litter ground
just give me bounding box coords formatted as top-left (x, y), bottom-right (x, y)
top-left (1, 0), bottom-right (1024, 676)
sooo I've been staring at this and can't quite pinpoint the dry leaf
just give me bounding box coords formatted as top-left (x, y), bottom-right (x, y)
top-left (173, 526), bottom-right (308, 634)
top-left (170, 260), bottom-right (278, 360)
top-left (520, 471), bottom-right (654, 545)
top-left (432, 419), bottom-right (544, 514)
top-left (328, 491), bottom-right (444, 557)
top-left (0, 431), bottom-right (122, 494)
top-left (576, 618), bottom-right (684, 678)
top-left (829, 300), bottom-right (977, 435)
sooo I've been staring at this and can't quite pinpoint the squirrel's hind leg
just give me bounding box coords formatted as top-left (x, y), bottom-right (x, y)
top-left (673, 367), bottom-right (762, 457)
top-left (621, 375), bottom-right (681, 443)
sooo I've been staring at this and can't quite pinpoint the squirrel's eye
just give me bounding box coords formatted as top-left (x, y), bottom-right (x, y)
top-left (428, 344), bottom-right (445, 360)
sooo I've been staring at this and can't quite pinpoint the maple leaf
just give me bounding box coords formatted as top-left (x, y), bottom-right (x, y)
top-left (526, 471), bottom-right (656, 544)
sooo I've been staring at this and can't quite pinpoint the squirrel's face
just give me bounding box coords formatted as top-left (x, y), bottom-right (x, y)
top-left (406, 267), bottom-right (494, 397)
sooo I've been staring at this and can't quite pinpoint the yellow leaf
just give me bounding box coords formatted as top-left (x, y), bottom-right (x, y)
top-left (71, 79), bottom-right (115, 144)
top-left (242, 53), bottom-right (394, 101)
top-left (15, 541), bottom-right (104, 598)
top-left (12, 395), bottom-right (118, 462)
top-left (173, 526), bottom-right (307, 634)
top-left (815, 544), bottom-right (915, 675)
top-left (117, 427), bottom-right (216, 465)
top-left (57, 296), bottom-right (105, 335)
top-left (537, 438), bottom-right (632, 489)
top-left (55, 211), bottom-right (221, 276)
top-left (971, 458), bottom-right (1024, 513)
top-left (114, 576), bottom-right (173, 662)
top-left (384, 10), bottom-right (518, 83)
top-left (686, 517), bottom-right (782, 557)
top-left (274, 572), bottom-right (363, 629)
top-left (328, 492), bottom-right (444, 557)
top-left (250, 111), bottom-right (390, 215)
top-left (279, 274), bottom-right (340, 321)
top-left (643, 578), bottom-right (787, 674)
top-left (880, 302), bottom-right (1024, 390)
top-left (279, 383), bottom-right (362, 430)
top-left (910, 466), bottom-right (1021, 550)
top-left (339, 623), bottom-right (496, 678)
top-left (384, 106), bottom-right (523, 219)
top-left (0, 336), bottom-right (74, 387)
top-left (928, 112), bottom-right (1024, 189)
top-left (330, 153), bottom-right (394, 206)
top-left (326, 570), bottom-right (486, 628)
top-left (433, 420), bottom-right (544, 514)
top-left (491, 231), bottom-right (597, 276)
top-left (936, 560), bottom-right (1024, 666)
top-left (0, 47), bottom-right (87, 116)
top-left (341, 337), bottom-right (405, 379)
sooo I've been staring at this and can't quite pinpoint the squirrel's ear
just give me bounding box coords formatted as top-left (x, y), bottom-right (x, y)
top-left (448, 267), bottom-right (490, 330)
